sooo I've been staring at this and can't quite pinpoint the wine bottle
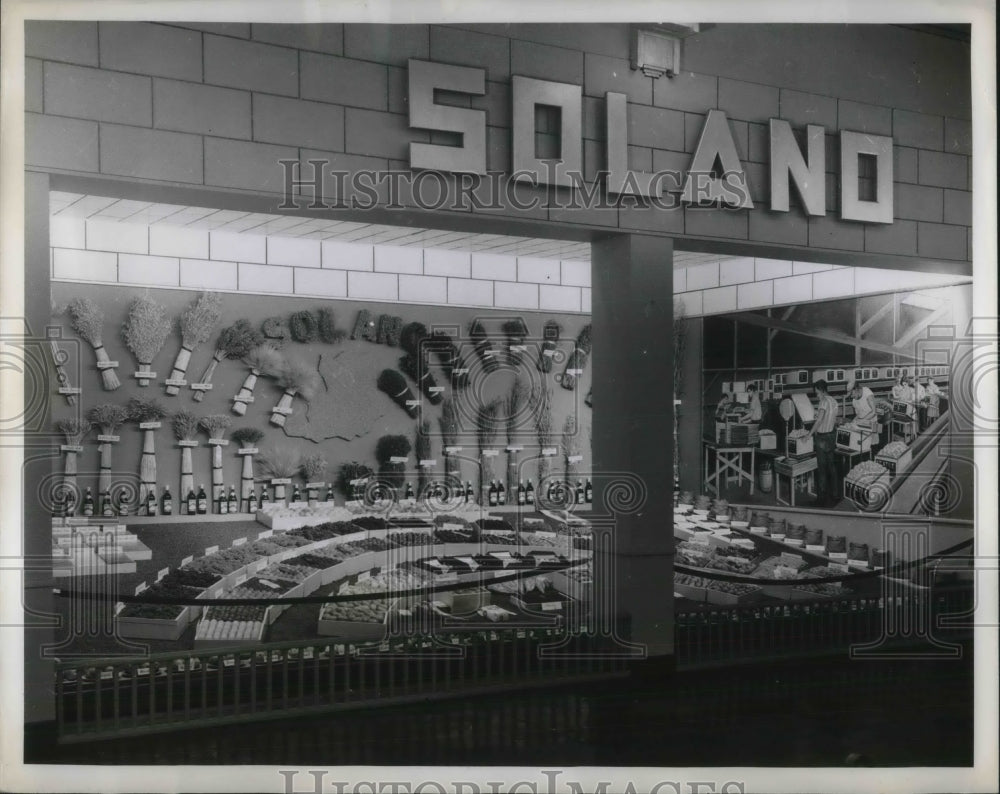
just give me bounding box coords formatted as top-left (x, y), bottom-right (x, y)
top-left (82, 487), bottom-right (95, 517)
top-left (517, 480), bottom-right (526, 506)
top-left (117, 492), bottom-right (129, 517)
top-left (465, 481), bottom-right (474, 503)
top-left (196, 484), bottom-right (208, 515)
top-left (227, 486), bottom-right (238, 514)
top-left (525, 479), bottom-right (535, 504)
top-left (584, 479), bottom-right (593, 504)
top-left (218, 485), bottom-right (229, 515)
top-left (186, 489), bottom-right (197, 515)
top-left (146, 488), bottom-right (157, 517)
top-left (575, 480), bottom-right (584, 504)
top-left (291, 484), bottom-right (301, 503)
top-left (247, 489), bottom-right (257, 513)
top-left (488, 480), bottom-right (498, 506)
top-left (260, 484), bottom-right (270, 505)
top-left (497, 480), bottom-right (506, 506)
top-left (161, 486), bottom-right (173, 516)
top-left (326, 482), bottom-right (335, 502)
top-left (64, 490), bottom-right (76, 517)
top-left (101, 490), bottom-right (114, 518)
top-left (405, 482), bottom-right (414, 500)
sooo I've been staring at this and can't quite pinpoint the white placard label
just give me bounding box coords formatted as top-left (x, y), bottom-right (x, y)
top-left (208, 438), bottom-right (229, 446)
top-left (419, 459), bottom-right (437, 467)
top-left (270, 478), bottom-right (291, 485)
top-left (483, 350), bottom-right (497, 357)
top-left (138, 422), bottom-right (161, 430)
top-left (510, 345), bottom-right (527, 353)
top-left (389, 456), bottom-right (409, 464)
top-left (181, 555), bottom-right (193, 567)
top-left (96, 360), bottom-right (119, 370)
top-left (232, 537), bottom-right (246, 547)
top-left (541, 447), bottom-right (558, 456)
top-left (828, 551), bottom-right (848, 560)
top-left (428, 386), bottom-right (445, 394)
top-left (237, 447), bottom-right (258, 455)
top-left (97, 434), bottom-right (120, 443)
top-left (190, 383), bottom-right (213, 391)
top-left (444, 446), bottom-right (463, 454)
top-left (542, 349), bottom-right (555, 357)
top-left (59, 445), bottom-right (83, 453)
top-left (405, 400), bottom-right (421, 408)
top-left (847, 559), bottom-right (869, 568)
top-left (305, 481), bottom-right (326, 489)
top-left (806, 544), bottom-right (825, 552)
top-left (58, 387), bottom-right (81, 395)
top-left (205, 545), bottom-right (219, 556)
top-left (482, 450), bottom-right (499, 458)
top-left (177, 439), bottom-right (198, 447)
top-left (157, 567), bottom-right (169, 581)
top-left (506, 445), bottom-right (524, 452)
top-left (134, 582), bottom-right (147, 595)
top-left (165, 378), bottom-right (187, 387)
top-left (567, 369), bottom-right (584, 376)
top-left (540, 601), bottom-right (563, 611)
top-left (133, 371), bottom-right (157, 379)
top-left (568, 455), bottom-right (583, 463)
top-left (271, 405), bottom-right (293, 415)
top-left (453, 368), bottom-right (469, 375)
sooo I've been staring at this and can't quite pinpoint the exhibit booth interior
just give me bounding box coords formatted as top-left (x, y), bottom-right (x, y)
top-left (19, 20), bottom-right (976, 745)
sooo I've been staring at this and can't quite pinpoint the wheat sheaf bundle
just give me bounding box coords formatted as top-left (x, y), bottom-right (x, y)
top-left (66, 298), bottom-right (120, 390)
top-left (232, 427), bottom-right (265, 507)
top-left (476, 398), bottom-right (502, 497)
top-left (232, 343), bottom-right (283, 416)
top-left (166, 292), bottom-right (221, 395)
top-left (56, 418), bottom-right (92, 502)
top-left (192, 319), bottom-right (262, 402)
top-left (377, 368), bottom-right (419, 418)
top-left (269, 357), bottom-right (320, 427)
top-left (88, 404), bottom-right (128, 497)
top-left (171, 409), bottom-right (201, 501)
top-left (200, 415), bottom-right (233, 502)
top-left (128, 397), bottom-right (167, 510)
top-left (122, 294), bottom-right (171, 387)
top-left (439, 397), bottom-right (461, 478)
top-left (258, 444), bottom-right (301, 501)
top-left (300, 454), bottom-right (328, 500)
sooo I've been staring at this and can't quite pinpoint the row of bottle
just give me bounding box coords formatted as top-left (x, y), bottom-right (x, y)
top-left (60, 481), bottom-right (339, 518)
top-left (486, 478), bottom-right (593, 507)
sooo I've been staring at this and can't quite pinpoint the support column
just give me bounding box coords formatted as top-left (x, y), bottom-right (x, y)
top-left (591, 233), bottom-right (674, 666)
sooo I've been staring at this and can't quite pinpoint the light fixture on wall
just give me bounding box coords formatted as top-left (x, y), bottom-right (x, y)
top-left (630, 24), bottom-right (701, 79)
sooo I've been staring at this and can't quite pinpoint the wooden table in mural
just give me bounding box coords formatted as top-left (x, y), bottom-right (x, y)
top-left (773, 455), bottom-right (818, 507)
top-left (703, 442), bottom-right (756, 497)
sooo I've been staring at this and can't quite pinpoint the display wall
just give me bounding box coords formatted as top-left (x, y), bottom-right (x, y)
top-left (48, 281), bottom-right (593, 514)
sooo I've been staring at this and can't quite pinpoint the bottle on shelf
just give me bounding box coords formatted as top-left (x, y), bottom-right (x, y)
top-left (146, 488), bottom-right (157, 517)
top-left (117, 492), bottom-right (129, 517)
top-left (326, 483), bottom-right (335, 502)
top-left (101, 490), bottom-right (114, 518)
top-left (218, 485), bottom-right (229, 515)
top-left (161, 486), bottom-right (173, 516)
top-left (196, 484), bottom-right (208, 515)
top-left (247, 489), bottom-right (258, 513)
top-left (525, 479), bottom-right (535, 504)
top-left (465, 481), bottom-right (474, 504)
top-left (497, 480), bottom-right (506, 506)
top-left (575, 480), bottom-right (585, 504)
top-left (405, 482), bottom-right (415, 501)
top-left (64, 490), bottom-right (76, 517)
top-left (82, 487), bottom-right (95, 517)
top-left (516, 480), bottom-right (526, 506)
top-left (186, 489), bottom-right (197, 515)
top-left (227, 486), bottom-right (238, 514)
top-left (260, 484), bottom-right (270, 506)
top-left (488, 480), bottom-right (498, 506)
top-left (291, 484), bottom-right (301, 503)
top-left (584, 479), bottom-right (593, 504)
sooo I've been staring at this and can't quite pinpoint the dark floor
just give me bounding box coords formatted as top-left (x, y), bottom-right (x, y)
top-left (27, 643), bottom-right (974, 767)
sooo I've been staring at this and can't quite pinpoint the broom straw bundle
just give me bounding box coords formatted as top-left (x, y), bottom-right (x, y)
top-left (439, 396), bottom-right (461, 482)
top-left (233, 343), bottom-right (282, 416)
top-left (269, 357), bottom-right (320, 427)
top-left (66, 298), bottom-right (121, 390)
top-left (88, 404), bottom-right (128, 498)
top-left (231, 428), bottom-right (264, 509)
top-left (192, 320), bottom-right (262, 402)
top-left (171, 410), bottom-right (200, 505)
top-left (56, 418), bottom-right (92, 500)
top-left (415, 421), bottom-right (432, 499)
top-left (258, 445), bottom-right (301, 502)
top-left (534, 384), bottom-right (555, 487)
top-left (167, 292), bottom-right (221, 395)
top-left (122, 294), bottom-right (171, 387)
top-left (199, 415), bottom-right (232, 503)
top-left (504, 375), bottom-right (530, 487)
top-left (127, 397), bottom-right (167, 513)
top-left (300, 453), bottom-right (328, 502)
top-left (475, 398), bottom-right (502, 500)
top-left (560, 324), bottom-right (592, 390)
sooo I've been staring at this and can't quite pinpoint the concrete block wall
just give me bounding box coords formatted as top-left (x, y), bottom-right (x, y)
top-left (26, 21), bottom-right (971, 265)
top-left (673, 256), bottom-right (970, 317)
top-left (48, 213), bottom-right (592, 313)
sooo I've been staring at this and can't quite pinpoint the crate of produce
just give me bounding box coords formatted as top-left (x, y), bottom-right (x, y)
top-left (117, 606), bottom-right (193, 641)
top-left (674, 573), bottom-right (761, 605)
top-left (758, 429), bottom-right (777, 450)
top-left (836, 423), bottom-right (877, 453)
top-left (844, 462), bottom-right (890, 508)
top-left (786, 431), bottom-right (813, 457)
top-left (875, 441), bottom-right (913, 477)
